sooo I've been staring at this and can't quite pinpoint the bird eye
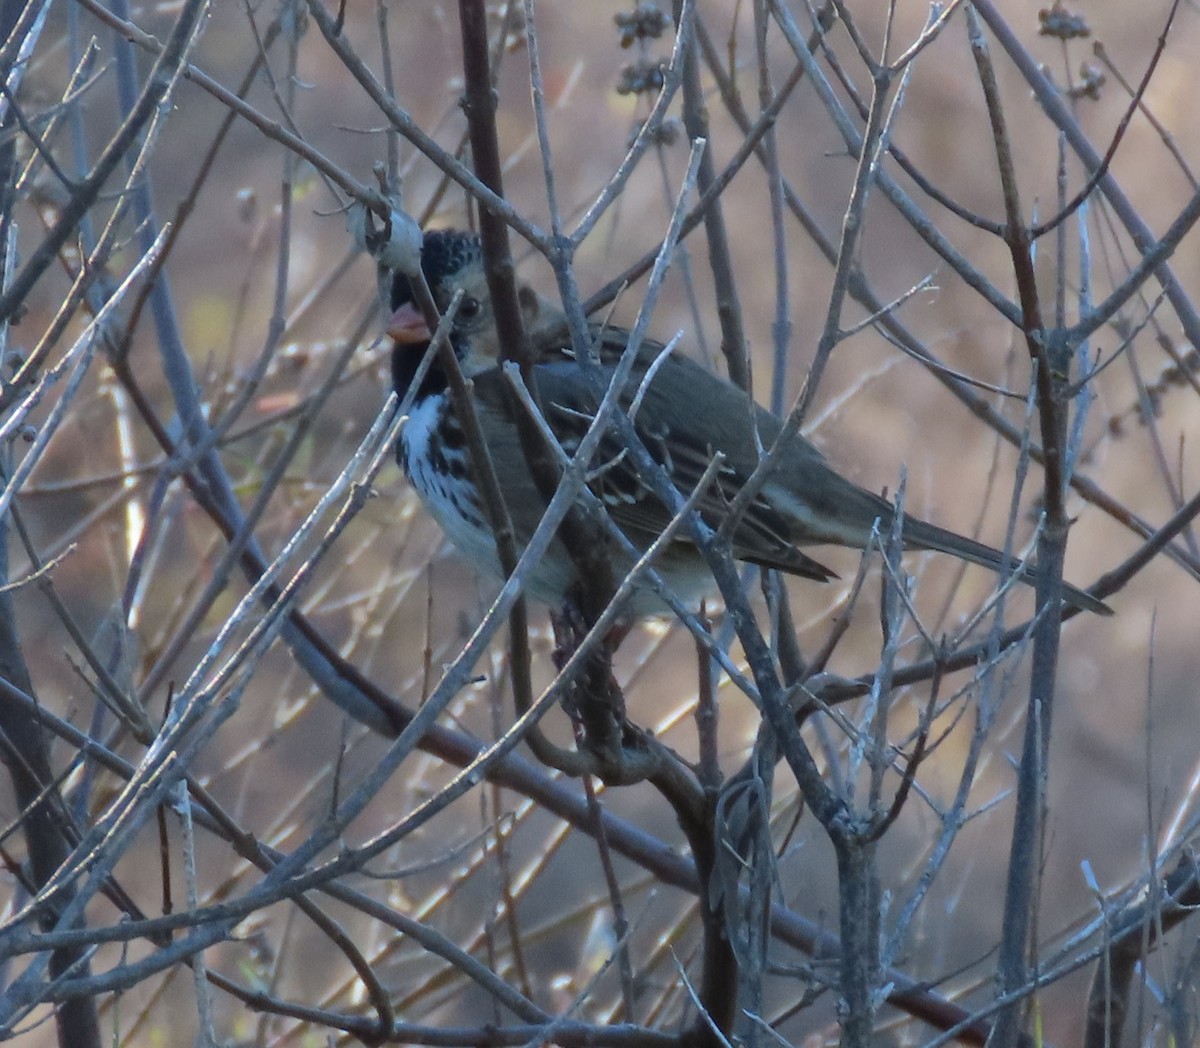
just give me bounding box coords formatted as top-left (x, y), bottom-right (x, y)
top-left (458, 296), bottom-right (481, 321)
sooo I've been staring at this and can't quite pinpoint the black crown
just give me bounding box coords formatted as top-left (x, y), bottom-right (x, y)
top-left (389, 229), bottom-right (481, 312)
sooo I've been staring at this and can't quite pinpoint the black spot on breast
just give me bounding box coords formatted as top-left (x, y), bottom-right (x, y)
top-left (441, 421), bottom-right (467, 450)
top-left (426, 434), bottom-right (452, 476)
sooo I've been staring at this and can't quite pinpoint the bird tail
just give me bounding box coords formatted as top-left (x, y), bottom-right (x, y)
top-left (900, 516), bottom-right (1112, 616)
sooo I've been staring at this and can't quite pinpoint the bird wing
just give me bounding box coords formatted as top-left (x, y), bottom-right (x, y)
top-left (474, 334), bottom-right (842, 583)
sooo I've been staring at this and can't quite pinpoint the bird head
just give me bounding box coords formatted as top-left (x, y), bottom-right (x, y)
top-left (389, 229), bottom-right (562, 392)
top-left (391, 229), bottom-right (530, 387)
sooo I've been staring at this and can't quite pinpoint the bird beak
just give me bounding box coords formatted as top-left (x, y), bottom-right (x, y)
top-left (388, 302), bottom-right (432, 344)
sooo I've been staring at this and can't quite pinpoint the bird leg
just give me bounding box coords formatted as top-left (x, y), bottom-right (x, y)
top-left (550, 598), bottom-right (635, 772)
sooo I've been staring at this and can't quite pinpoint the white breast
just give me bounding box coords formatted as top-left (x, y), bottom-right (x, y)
top-left (401, 396), bottom-right (700, 613)
top-left (401, 396), bottom-right (504, 578)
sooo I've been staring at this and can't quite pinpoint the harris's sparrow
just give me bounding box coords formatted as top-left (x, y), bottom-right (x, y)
top-left (390, 229), bottom-right (1111, 618)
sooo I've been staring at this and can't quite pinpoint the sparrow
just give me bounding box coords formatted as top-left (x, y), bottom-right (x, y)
top-left (389, 229), bottom-right (1111, 619)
